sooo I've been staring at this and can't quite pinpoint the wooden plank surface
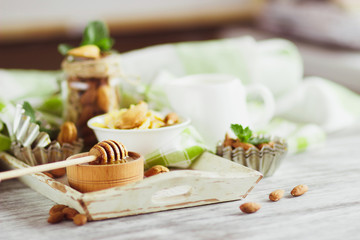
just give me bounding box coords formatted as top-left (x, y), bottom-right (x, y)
top-left (1, 123), bottom-right (360, 239)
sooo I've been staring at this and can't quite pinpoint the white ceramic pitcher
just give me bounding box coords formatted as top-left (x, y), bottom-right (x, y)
top-left (164, 74), bottom-right (275, 149)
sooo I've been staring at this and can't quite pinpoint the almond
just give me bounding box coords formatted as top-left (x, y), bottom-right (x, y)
top-left (50, 168), bottom-right (66, 178)
top-left (62, 207), bottom-right (79, 220)
top-left (67, 45), bottom-right (100, 59)
top-left (78, 105), bottom-right (94, 126)
top-left (232, 140), bottom-right (255, 151)
top-left (57, 121), bottom-right (78, 145)
top-left (239, 202), bottom-right (261, 214)
top-left (73, 214), bottom-right (87, 226)
top-left (291, 184), bottom-right (308, 197)
top-left (164, 112), bottom-right (179, 126)
top-left (144, 165), bottom-right (169, 177)
top-left (223, 133), bottom-right (235, 147)
top-left (97, 85), bottom-right (111, 112)
top-left (49, 204), bottom-right (67, 216)
top-left (80, 87), bottom-right (97, 105)
top-left (48, 212), bottom-right (64, 224)
top-left (269, 189), bottom-right (285, 202)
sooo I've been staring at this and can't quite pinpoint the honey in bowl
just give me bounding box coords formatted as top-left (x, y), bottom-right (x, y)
top-left (66, 140), bottom-right (144, 193)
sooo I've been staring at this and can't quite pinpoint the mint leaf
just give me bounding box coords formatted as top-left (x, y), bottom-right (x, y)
top-left (231, 124), bottom-right (252, 143)
top-left (82, 21), bottom-right (108, 45)
top-left (243, 126), bottom-right (252, 142)
top-left (0, 133), bottom-right (11, 151)
top-left (23, 101), bottom-right (37, 123)
top-left (230, 124), bottom-right (270, 145)
top-left (230, 124), bottom-right (242, 140)
top-left (21, 101), bottom-right (60, 140)
top-left (23, 102), bottom-right (46, 129)
top-left (58, 44), bottom-right (73, 55)
top-left (58, 21), bottom-right (114, 55)
top-left (81, 21), bottom-right (114, 51)
top-left (95, 38), bottom-right (114, 51)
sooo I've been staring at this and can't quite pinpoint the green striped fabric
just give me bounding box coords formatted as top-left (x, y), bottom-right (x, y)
top-left (144, 126), bottom-right (207, 169)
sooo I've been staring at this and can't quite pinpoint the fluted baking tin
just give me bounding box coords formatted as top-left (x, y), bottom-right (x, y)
top-left (216, 136), bottom-right (287, 177)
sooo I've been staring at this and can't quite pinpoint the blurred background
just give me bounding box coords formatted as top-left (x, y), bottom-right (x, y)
top-left (1, 0), bottom-right (360, 92)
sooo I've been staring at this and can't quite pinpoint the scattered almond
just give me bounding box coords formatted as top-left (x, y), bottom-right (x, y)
top-left (144, 165), bottom-right (169, 177)
top-left (48, 212), bottom-right (64, 224)
top-left (291, 184), bottom-right (308, 197)
top-left (57, 121), bottom-right (78, 145)
top-left (239, 202), bottom-right (261, 214)
top-left (49, 204), bottom-right (67, 216)
top-left (269, 189), bottom-right (285, 202)
top-left (50, 168), bottom-right (66, 178)
top-left (62, 207), bottom-right (79, 220)
top-left (73, 214), bottom-right (88, 226)
top-left (48, 205), bottom-right (85, 226)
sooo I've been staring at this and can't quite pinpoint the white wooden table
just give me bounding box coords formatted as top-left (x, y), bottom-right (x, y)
top-left (1, 123), bottom-right (360, 240)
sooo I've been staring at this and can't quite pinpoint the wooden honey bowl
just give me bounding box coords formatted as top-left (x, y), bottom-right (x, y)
top-left (66, 151), bottom-right (144, 193)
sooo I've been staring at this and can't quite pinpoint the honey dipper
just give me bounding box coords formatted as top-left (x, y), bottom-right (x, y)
top-left (0, 140), bottom-right (129, 182)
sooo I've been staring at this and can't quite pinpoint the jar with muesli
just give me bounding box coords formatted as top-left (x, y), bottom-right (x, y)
top-left (62, 53), bottom-right (121, 146)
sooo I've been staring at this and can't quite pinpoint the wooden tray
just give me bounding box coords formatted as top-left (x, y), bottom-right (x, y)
top-left (0, 151), bottom-right (262, 221)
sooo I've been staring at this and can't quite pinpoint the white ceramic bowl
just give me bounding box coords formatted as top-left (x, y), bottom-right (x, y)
top-left (87, 114), bottom-right (191, 156)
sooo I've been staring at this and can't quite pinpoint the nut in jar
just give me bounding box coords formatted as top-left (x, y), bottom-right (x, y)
top-left (59, 21), bottom-right (122, 146)
top-left (62, 56), bottom-right (121, 146)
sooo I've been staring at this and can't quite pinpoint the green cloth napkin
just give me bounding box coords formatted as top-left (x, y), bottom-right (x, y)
top-left (0, 69), bottom-right (61, 102)
top-left (144, 126), bottom-right (207, 169)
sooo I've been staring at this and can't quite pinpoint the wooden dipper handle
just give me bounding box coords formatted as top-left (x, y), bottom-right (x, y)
top-left (0, 140), bottom-right (129, 182)
top-left (0, 155), bottom-right (96, 182)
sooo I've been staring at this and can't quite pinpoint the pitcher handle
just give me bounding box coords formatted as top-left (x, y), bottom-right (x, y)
top-left (245, 84), bottom-right (275, 129)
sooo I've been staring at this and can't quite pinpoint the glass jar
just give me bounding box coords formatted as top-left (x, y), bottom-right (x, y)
top-left (62, 54), bottom-right (121, 146)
